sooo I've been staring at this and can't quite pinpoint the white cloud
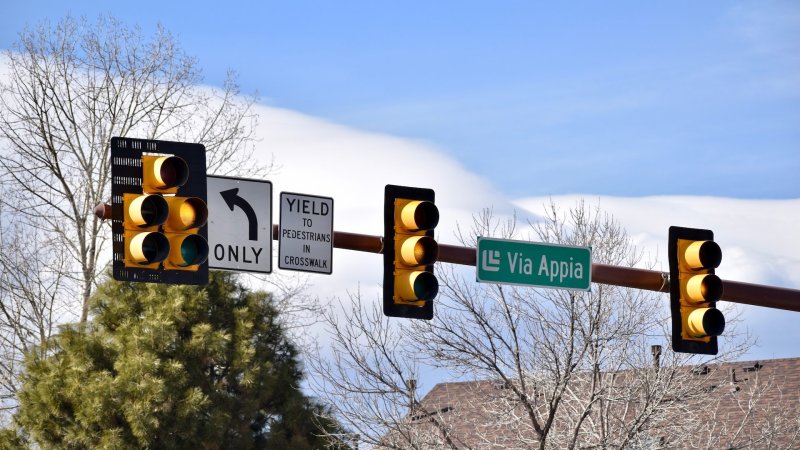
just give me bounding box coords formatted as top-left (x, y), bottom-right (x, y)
top-left (514, 196), bottom-right (800, 287)
top-left (515, 195), bottom-right (800, 360)
top-left (244, 103), bottom-right (800, 361)
top-left (247, 104), bottom-right (513, 297)
top-left (2, 46), bottom-right (793, 364)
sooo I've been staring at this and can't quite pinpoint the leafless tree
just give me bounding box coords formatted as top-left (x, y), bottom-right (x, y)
top-left (310, 201), bottom-right (753, 449)
top-left (0, 15), bottom-right (267, 422)
top-left (312, 291), bottom-right (465, 450)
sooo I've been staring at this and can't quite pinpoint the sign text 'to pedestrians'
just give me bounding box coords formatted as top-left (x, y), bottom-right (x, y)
top-left (279, 192), bottom-right (334, 274)
top-left (207, 175), bottom-right (272, 274)
top-left (476, 237), bottom-right (592, 291)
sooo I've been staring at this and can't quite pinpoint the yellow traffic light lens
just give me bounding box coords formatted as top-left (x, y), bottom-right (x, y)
top-left (399, 200), bottom-right (439, 231)
top-left (685, 274), bottom-right (723, 303)
top-left (180, 202), bottom-right (196, 225)
top-left (683, 240), bottom-right (722, 270)
top-left (165, 197), bottom-right (208, 230)
top-left (399, 235), bottom-right (439, 266)
top-left (687, 307), bottom-right (725, 338)
top-left (129, 232), bottom-right (170, 264)
top-left (128, 195), bottom-right (168, 227)
top-left (168, 234), bottom-right (209, 266)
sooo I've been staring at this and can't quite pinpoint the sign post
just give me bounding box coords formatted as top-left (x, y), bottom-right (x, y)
top-left (278, 192), bottom-right (334, 274)
top-left (207, 175), bottom-right (272, 274)
top-left (476, 237), bottom-right (592, 291)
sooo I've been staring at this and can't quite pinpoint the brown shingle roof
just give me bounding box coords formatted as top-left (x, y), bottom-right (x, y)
top-left (403, 357), bottom-right (800, 449)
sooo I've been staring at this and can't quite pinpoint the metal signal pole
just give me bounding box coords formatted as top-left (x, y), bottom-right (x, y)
top-left (271, 225), bottom-right (800, 313)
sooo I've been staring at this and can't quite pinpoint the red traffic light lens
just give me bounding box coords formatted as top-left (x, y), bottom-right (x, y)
top-left (398, 200), bottom-right (439, 231)
top-left (143, 155), bottom-right (190, 191)
top-left (684, 240), bottom-right (722, 270)
top-left (158, 156), bottom-right (189, 188)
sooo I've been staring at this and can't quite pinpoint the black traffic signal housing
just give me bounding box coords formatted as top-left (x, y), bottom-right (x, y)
top-left (668, 226), bottom-right (725, 355)
top-left (111, 137), bottom-right (209, 285)
top-left (383, 185), bottom-right (439, 320)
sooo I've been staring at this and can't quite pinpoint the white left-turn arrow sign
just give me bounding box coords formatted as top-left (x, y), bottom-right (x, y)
top-left (207, 175), bottom-right (272, 274)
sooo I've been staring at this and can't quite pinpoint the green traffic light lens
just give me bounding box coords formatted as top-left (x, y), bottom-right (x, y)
top-left (178, 234), bottom-right (209, 266)
top-left (413, 271), bottom-right (439, 301)
top-left (181, 242), bottom-right (197, 265)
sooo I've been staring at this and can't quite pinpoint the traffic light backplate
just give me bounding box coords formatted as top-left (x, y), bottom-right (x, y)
top-left (110, 137), bottom-right (208, 285)
top-left (668, 226), bottom-right (724, 355)
top-left (383, 184), bottom-right (437, 320)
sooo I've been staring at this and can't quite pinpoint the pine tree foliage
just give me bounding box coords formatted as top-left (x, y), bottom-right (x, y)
top-left (4, 272), bottom-right (342, 449)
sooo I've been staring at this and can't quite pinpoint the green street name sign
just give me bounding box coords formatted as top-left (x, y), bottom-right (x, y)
top-left (476, 237), bottom-right (592, 291)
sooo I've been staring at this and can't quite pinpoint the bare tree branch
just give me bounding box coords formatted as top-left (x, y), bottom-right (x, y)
top-left (310, 201), bottom-right (764, 449)
top-left (0, 15), bottom-right (268, 421)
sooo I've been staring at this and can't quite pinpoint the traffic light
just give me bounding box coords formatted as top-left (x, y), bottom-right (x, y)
top-left (110, 137), bottom-right (209, 285)
top-left (668, 226), bottom-right (725, 355)
top-left (383, 185), bottom-right (439, 320)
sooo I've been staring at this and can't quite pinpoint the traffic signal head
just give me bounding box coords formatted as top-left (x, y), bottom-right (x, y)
top-left (383, 185), bottom-right (439, 320)
top-left (668, 226), bottom-right (725, 354)
top-left (162, 195), bottom-right (209, 269)
top-left (123, 193), bottom-right (169, 267)
top-left (111, 138), bottom-right (209, 285)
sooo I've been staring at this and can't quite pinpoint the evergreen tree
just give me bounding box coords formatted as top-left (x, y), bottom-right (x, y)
top-left (3, 272), bottom-right (344, 449)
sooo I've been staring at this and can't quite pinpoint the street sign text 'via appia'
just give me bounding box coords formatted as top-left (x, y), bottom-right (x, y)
top-left (476, 237), bottom-right (592, 291)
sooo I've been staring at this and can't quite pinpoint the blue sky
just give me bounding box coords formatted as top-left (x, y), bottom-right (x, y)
top-left (2, 0), bottom-right (800, 405)
top-left (2, 1), bottom-right (798, 199)
top-left (2, 0), bottom-right (799, 366)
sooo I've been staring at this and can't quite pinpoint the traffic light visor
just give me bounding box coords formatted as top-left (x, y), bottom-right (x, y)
top-left (396, 270), bottom-right (439, 302)
top-left (127, 194), bottom-right (168, 227)
top-left (413, 271), bottom-right (439, 300)
top-left (129, 232), bottom-right (170, 264)
top-left (687, 307), bottom-right (725, 338)
top-left (683, 240), bottom-right (722, 270)
top-left (685, 274), bottom-right (723, 303)
top-left (143, 155), bottom-right (189, 191)
top-left (398, 200), bottom-right (439, 231)
top-left (165, 197), bottom-right (208, 230)
top-left (168, 234), bottom-right (209, 267)
top-left (399, 235), bottom-right (439, 266)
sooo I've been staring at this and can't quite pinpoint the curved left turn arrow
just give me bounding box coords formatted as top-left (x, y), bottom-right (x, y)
top-left (220, 188), bottom-right (258, 241)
